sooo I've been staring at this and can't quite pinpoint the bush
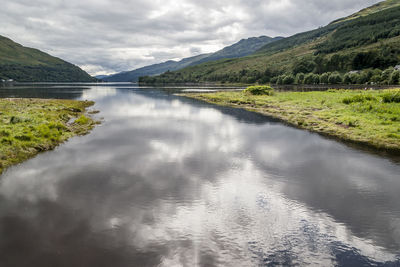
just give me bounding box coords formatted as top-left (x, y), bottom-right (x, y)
top-left (75, 115), bottom-right (91, 125)
top-left (381, 91), bottom-right (400, 103)
top-left (244, 85), bottom-right (274, 96)
top-left (342, 94), bottom-right (376, 104)
top-left (0, 130), bottom-right (10, 137)
top-left (14, 134), bottom-right (33, 141)
top-left (10, 116), bottom-right (22, 124)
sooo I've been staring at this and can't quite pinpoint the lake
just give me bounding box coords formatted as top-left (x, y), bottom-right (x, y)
top-left (0, 83), bottom-right (399, 266)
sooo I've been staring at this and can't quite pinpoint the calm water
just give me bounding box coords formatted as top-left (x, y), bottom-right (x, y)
top-left (0, 83), bottom-right (400, 266)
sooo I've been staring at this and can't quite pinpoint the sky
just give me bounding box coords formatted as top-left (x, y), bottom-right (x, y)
top-left (1, 0), bottom-right (382, 76)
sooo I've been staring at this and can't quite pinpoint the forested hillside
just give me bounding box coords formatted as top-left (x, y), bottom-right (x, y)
top-left (103, 36), bottom-right (281, 82)
top-left (0, 35), bottom-right (94, 82)
top-left (140, 1), bottom-right (400, 85)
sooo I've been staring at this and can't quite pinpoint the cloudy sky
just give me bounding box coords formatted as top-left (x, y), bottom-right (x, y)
top-left (1, 0), bottom-right (382, 75)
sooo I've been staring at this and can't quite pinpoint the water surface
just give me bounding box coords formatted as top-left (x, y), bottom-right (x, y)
top-left (0, 84), bottom-right (399, 266)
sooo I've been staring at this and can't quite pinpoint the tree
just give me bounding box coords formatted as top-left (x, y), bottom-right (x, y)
top-left (381, 67), bottom-right (394, 84)
top-left (350, 73), bottom-right (360, 84)
top-left (328, 72), bottom-right (342, 84)
top-left (304, 73), bottom-right (319, 84)
top-left (283, 75), bottom-right (295, 84)
top-left (389, 70), bottom-right (400, 84)
top-left (293, 57), bottom-right (316, 74)
top-left (343, 74), bottom-right (352, 84)
top-left (319, 73), bottom-right (330, 84)
top-left (295, 73), bottom-right (305, 84)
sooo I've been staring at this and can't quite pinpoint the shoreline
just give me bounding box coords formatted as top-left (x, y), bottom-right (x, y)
top-left (182, 89), bottom-right (400, 155)
top-left (0, 98), bottom-right (99, 175)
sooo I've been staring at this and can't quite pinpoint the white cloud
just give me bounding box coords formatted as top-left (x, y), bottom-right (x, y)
top-left (0, 0), bottom-right (382, 75)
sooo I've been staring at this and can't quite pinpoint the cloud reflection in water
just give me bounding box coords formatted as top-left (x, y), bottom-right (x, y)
top-left (0, 87), bottom-right (399, 266)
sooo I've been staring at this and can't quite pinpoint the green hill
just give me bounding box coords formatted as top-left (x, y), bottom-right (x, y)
top-left (0, 35), bottom-right (94, 82)
top-left (331, 0), bottom-right (400, 24)
top-left (103, 36), bottom-right (282, 82)
top-left (102, 53), bottom-right (212, 82)
top-left (140, 0), bottom-right (400, 85)
top-left (194, 36), bottom-right (283, 64)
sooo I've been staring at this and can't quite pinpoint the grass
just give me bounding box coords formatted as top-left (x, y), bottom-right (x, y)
top-left (184, 88), bottom-right (400, 153)
top-left (0, 98), bottom-right (98, 174)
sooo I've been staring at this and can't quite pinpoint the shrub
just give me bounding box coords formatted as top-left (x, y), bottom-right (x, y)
top-left (75, 115), bottom-right (91, 125)
top-left (0, 130), bottom-right (10, 137)
top-left (14, 134), bottom-right (33, 141)
top-left (10, 116), bottom-right (22, 124)
top-left (381, 91), bottom-right (400, 103)
top-left (1, 137), bottom-right (12, 145)
top-left (244, 85), bottom-right (274, 96)
top-left (48, 122), bottom-right (67, 130)
top-left (342, 94), bottom-right (376, 104)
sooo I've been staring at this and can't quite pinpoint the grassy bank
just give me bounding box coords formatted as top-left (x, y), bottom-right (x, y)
top-left (0, 98), bottom-right (97, 174)
top-left (184, 88), bottom-right (400, 153)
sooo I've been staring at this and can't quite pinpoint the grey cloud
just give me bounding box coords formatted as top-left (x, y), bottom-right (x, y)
top-left (1, 0), bottom-right (381, 75)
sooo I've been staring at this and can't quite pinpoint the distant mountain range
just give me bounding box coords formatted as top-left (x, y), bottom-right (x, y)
top-left (140, 0), bottom-right (400, 85)
top-left (0, 35), bottom-right (94, 82)
top-left (101, 53), bottom-right (212, 82)
top-left (102, 36), bottom-right (282, 82)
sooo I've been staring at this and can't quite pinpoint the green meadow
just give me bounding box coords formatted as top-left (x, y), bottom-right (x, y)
top-left (185, 88), bottom-right (400, 153)
top-left (0, 98), bottom-right (97, 174)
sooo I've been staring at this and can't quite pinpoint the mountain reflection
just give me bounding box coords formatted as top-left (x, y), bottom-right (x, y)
top-left (0, 86), bottom-right (399, 266)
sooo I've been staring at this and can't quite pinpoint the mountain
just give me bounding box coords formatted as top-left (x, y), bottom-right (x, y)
top-left (331, 0), bottom-right (400, 24)
top-left (140, 0), bottom-right (400, 85)
top-left (0, 35), bottom-right (94, 82)
top-left (102, 36), bottom-right (282, 82)
top-left (191, 36), bottom-right (283, 65)
top-left (102, 53), bottom-right (211, 82)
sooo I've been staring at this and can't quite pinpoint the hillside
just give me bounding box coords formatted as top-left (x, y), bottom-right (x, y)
top-left (331, 0), bottom-right (400, 24)
top-left (0, 35), bottom-right (94, 82)
top-left (102, 53), bottom-right (211, 82)
top-left (102, 36), bottom-right (281, 82)
top-left (194, 36), bottom-right (283, 64)
top-left (140, 0), bottom-right (400, 85)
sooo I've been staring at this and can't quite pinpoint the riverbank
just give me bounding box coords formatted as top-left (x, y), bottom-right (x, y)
top-left (0, 98), bottom-right (98, 174)
top-left (183, 89), bottom-right (400, 153)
